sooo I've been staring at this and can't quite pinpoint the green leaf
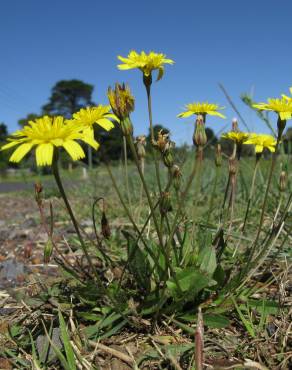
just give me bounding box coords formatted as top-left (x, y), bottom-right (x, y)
top-left (246, 299), bottom-right (280, 315)
top-left (203, 314), bottom-right (230, 328)
top-left (198, 245), bottom-right (217, 276)
top-left (58, 309), bottom-right (77, 370)
top-left (29, 331), bottom-right (43, 370)
top-left (167, 267), bottom-right (214, 298)
top-left (126, 232), bottom-right (151, 292)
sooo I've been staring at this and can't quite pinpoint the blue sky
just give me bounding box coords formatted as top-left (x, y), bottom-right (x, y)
top-left (1, 0), bottom-right (291, 144)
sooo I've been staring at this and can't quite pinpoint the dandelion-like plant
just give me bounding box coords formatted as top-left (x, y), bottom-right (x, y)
top-left (244, 133), bottom-right (277, 153)
top-left (178, 102), bottom-right (226, 119)
top-left (117, 50), bottom-right (174, 81)
top-left (1, 115), bottom-right (99, 166)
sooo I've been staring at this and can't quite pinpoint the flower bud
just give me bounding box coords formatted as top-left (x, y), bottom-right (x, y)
top-left (193, 115), bottom-right (207, 147)
top-left (279, 171), bottom-right (287, 192)
top-left (163, 150), bottom-right (174, 168)
top-left (44, 239), bottom-right (53, 264)
top-left (135, 135), bottom-right (146, 160)
top-left (215, 144), bottom-right (222, 167)
top-left (101, 212), bottom-right (111, 239)
top-left (172, 165), bottom-right (182, 190)
top-left (120, 117), bottom-right (133, 136)
top-left (35, 182), bottom-right (43, 205)
top-left (159, 192), bottom-right (172, 215)
top-left (107, 83), bottom-right (135, 121)
top-left (232, 118), bottom-right (239, 132)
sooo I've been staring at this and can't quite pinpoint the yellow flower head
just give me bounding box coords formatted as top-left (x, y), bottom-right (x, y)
top-left (117, 50), bottom-right (174, 81)
top-left (71, 105), bottom-right (116, 132)
top-left (1, 116), bottom-right (99, 166)
top-left (243, 133), bottom-right (277, 153)
top-left (221, 131), bottom-right (250, 144)
top-left (69, 105), bottom-right (117, 143)
top-left (177, 102), bottom-right (226, 119)
top-left (253, 95), bottom-right (292, 121)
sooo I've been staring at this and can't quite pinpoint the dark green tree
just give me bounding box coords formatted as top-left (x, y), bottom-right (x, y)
top-left (0, 122), bottom-right (8, 141)
top-left (18, 113), bottom-right (40, 127)
top-left (0, 122), bottom-right (9, 173)
top-left (42, 79), bottom-right (94, 117)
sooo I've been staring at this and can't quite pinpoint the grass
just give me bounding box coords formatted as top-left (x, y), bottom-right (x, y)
top-left (0, 149), bottom-right (291, 369)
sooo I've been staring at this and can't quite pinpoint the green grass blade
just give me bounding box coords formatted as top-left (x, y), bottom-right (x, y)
top-left (58, 308), bottom-right (77, 370)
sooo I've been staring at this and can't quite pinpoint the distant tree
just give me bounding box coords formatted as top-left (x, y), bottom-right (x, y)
top-left (42, 79), bottom-right (94, 117)
top-left (0, 122), bottom-right (9, 173)
top-left (18, 113), bottom-right (40, 127)
top-left (92, 123), bottom-right (134, 163)
top-left (205, 127), bottom-right (217, 145)
top-left (0, 122), bottom-right (8, 141)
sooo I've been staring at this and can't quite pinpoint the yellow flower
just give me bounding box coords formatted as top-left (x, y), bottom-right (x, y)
top-left (244, 133), bottom-right (277, 153)
top-left (221, 131), bottom-right (250, 144)
top-left (117, 50), bottom-right (174, 80)
top-left (1, 116), bottom-right (99, 166)
top-left (177, 102), bottom-right (226, 119)
top-left (71, 105), bottom-right (116, 132)
top-left (70, 105), bottom-right (117, 143)
top-left (252, 95), bottom-right (292, 121)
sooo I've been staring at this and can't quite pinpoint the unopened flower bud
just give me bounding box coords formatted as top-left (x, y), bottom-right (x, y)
top-left (107, 83), bottom-right (135, 121)
top-left (135, 135), bottom-right (146, 160)
top-left (160, 192), bottom-right (172, 215)
top-left (172, 165), bottom-right (182, 190)
top-left (232, 118), bottom-right (239, 132)
top-left (228, 157), bottom-right (237, 175)
top-left (163, 150), bottom-right (174, 168)
top-left (193, 115), bottom-right (207, 147)
top-left (279, 171), bottom-right (287, 192)
top-left (35, 182), bottom-right (43, 205)
top-left (215, 144), bottom-right (222, 167)
top-left (120, 117), bottom-right (133, 136)
top-left (101, 212), bottom-right (111, 239)
top-left (44, 239), bottom-right (53, 264)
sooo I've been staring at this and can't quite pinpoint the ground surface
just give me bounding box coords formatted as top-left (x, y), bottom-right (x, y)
top-left (0, 170), bottom-right (291, 369)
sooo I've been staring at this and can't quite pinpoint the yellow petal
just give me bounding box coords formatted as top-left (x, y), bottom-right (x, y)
top-left (177, 111), bottom-right (195, 118)
top-left (63, 140), bottom-right (85, 161)
top-left (95, 118), bottom-right (115, 131)
top-left (207, 111), bottom-right (226, 118)
top-left (279, 111), bottom-right (291, 120)
top-left (35, 143), bottom-right (54, 166)
top-left (255, 145), bottom-right (264, 153)
top-left (82, 135), bottom-right (100, 150)
top-left (9, 143), bottom-right (34, 163)
top-left (1, 140), bottom-right (23, 150)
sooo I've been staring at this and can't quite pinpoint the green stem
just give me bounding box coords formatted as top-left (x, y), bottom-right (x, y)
top-left (145, 83), bottom-right (162, 194)
top-left (123, 136), bottom-right (132, 209)
top-left (52, 158), bottom-right (97, 279)
top-left (242, 159), bottom-right (260, 233)
top-left (206, 166), bottom-right (220, 224)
